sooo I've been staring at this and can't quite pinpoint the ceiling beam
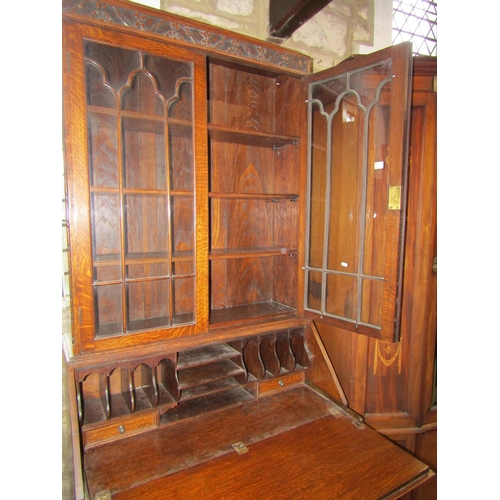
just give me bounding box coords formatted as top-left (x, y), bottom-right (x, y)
top-left (269, 0), bottom-right (332, 40)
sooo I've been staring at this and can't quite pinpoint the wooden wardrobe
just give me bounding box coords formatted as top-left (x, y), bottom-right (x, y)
top-left (62, 1), bottom-right (436, 498)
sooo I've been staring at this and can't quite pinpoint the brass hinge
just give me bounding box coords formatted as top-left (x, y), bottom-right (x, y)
top-left (305, 381), bottom-right (364, 428)
top-left (433, 75), bottom-right (437, 92)
top-left (388, 185), bottom-right (402, 210)
top-left (232, 442), bottom-right (249, 455)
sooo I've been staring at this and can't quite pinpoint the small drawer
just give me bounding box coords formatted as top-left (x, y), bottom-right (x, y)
top-left (83, 410), bottom-right (158, 449)
top-left (258, 371), bottom-right (304, 395)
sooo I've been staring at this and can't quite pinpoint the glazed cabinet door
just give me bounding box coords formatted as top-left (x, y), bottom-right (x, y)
top-left (63, 21), bottom-right (208, 353)
top-left (304, 43), bottom-right (412, 341)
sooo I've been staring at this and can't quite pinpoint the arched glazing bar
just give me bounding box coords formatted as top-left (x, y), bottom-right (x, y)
top-left (304, 59), bottom-right (393, 330)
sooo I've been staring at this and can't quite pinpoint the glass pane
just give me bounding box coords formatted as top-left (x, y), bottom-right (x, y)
top-left (308, 105), bottom-right (327, 269)
top-left (85, 62), bottom-right (116, 108)
top-left (121, 72), bottom-right (164, 116)
top-left (172, 276), bottom-right (195, 325)
top-left (95, 284), bottom-right (123, 337)
top-left (363, 101), bottom-right (391, 277)
top-left (88, 113), bottom-right (119, 188)
top-left (173, 260), bottom-right (194, 276)
top-left (124, 194), bottom-right (168, 258)
top-left (170, 125), bottom-right (194, 192)
top-left (122, 117), bottom-right (166, 190)
top-left (126, 262), bottom-right (169, 279)
top-left (144, 55), bottom-right (192, 115)
top-left (172, 196), bottom-right (194, 255)
top-left (325, 273), bottom-right (357, 321)
top-left (306, 270), bottom-right (322, 312)
top-left (85, 42), bottom-right (141, 92)
top-left (350, 60), bottom-right (392, 107)
top-left (91, 193), bottom-right (121, 261)
top-left (326, 95), bottom-right (363, 273)
top-left (127, 279), bottom-right (170, 332)
top-left (94, 265), bottom-right (121, 282)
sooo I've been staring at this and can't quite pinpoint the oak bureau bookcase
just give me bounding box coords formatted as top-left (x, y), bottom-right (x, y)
top-left (62, 1), bottom-right (433, 498)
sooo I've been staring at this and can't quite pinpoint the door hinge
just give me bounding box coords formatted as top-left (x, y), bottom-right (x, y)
top-left (232, 442), bottom-right (249, 455)
top-left (388, 185), bottom-right (402, 210)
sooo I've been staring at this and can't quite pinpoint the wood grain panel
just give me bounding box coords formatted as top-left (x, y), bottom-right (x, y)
top-left (111, 408), bottom-right (430, 499)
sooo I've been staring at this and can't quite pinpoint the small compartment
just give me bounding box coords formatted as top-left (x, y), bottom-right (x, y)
top-left (178, 359), bottom-right (245, 390)
top-left (276, 333), bottom-right (296, 372)
top-left (290, 329), bottom-right (311, 368)
top-left (79, 371), bottom-right (108, 425)
top-left (177, 344), bottom-right (246, 398)
top-left (260, 336), bottom-right (281, 376)
top-left (161, 343), bottom-right (250, 423)
top-left (156, 357), bottom-right (179, 407)
top-left (108, 366), bottom-right (133, 418)
top-left (242, 340), bottom-right (266, 380)
top-left (160, 386), bottom-right (253, 424)
top-left (177, 343), bottom-right (241, 368)
top-left (131, 362), bottom-right (157, 411)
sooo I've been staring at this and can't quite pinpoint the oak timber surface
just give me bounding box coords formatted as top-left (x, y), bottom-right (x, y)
top-left (84, 386), bottom-right (429, 499)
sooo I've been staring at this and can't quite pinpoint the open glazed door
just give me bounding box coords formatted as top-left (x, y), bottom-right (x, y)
top-left (304, 43), bottom-right (413, 342)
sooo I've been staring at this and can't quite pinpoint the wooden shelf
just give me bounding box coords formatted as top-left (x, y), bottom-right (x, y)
top-left (209, 192), bottom-right (298, 200)
top-left (210, 301), bottom-right (296, 325)
top-left (177, 343), bottom-right (241, 369)
top-left (208, 123), bottom-right (299, 148)
top-left (93, 251), bottom-right (194, 267)
top-left (178, 359), bottom-right (245, 389)
top-left (160, 386), bottom-right (254, 424)
top-left (88, 105), bottom-right (192, 130)
top-left (210, 247), bottom-right (297, 259)
top-left (180, 376), bottom-right (243, 400)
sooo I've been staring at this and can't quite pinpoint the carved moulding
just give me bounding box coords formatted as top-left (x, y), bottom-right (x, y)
top-left (62, 0), bottom-right (311, 75)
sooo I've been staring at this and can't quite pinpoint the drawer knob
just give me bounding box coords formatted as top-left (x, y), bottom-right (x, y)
top-left (118, 425), bottom-right (126, 434)
top-left (278, 380), bottom-right (284, 387)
